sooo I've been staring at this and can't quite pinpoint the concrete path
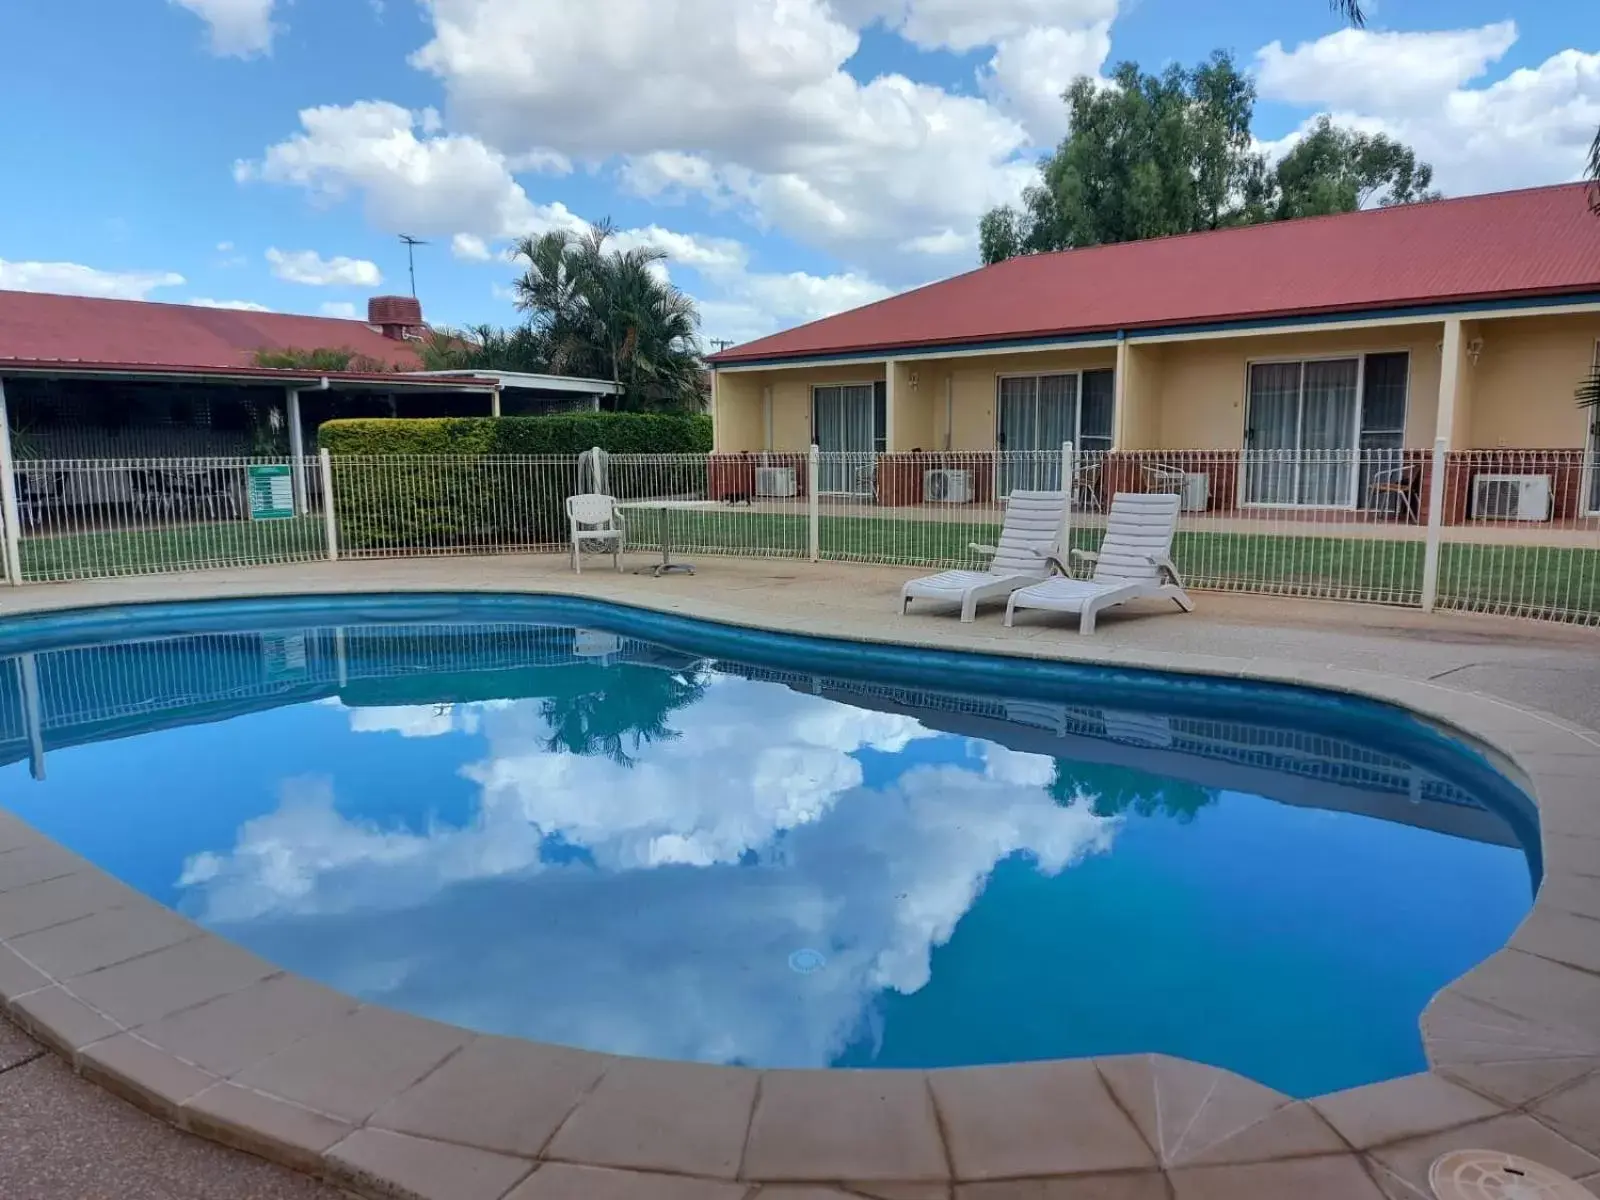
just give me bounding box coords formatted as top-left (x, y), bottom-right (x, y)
top-left (0, 1012), bottom-right (345, 1199)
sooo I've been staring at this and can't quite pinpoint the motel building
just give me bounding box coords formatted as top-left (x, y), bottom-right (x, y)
top-left (707, 183), bottom-right (1600, 532)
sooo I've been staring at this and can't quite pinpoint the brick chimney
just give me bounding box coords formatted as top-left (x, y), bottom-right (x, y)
top-left (368, 295), bottom-right (425, 340)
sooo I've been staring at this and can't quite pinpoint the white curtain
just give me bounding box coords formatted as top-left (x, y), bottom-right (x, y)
top-left (1245, 362), bottom-right (1302, 504)
top-left (1299, 360), bottom-right (1359, 505)
top-left (813, 385), bottom-right (873, 493)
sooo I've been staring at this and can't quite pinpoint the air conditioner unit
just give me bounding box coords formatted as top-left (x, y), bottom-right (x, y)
top-left (1472, 473), bottom-right (1551, 522)
top-left (924, 468), bottom-right (972, 503)
top-left (755, 467), bottom-right (797, 498)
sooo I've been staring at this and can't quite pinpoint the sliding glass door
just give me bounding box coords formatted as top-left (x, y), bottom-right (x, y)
top-left (812, 384), bottom-right (877, 494)
top-left (1244, 353), bottom-right (1408, 507)
top-left (996, 369), bottom-right (1114, 494)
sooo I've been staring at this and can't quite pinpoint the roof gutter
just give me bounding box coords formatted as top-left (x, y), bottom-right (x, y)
top-left (709, 288), bottom-right (1600, 370)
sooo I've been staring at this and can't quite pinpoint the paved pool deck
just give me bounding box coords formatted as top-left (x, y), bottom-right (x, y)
top-left (1, 554), bottom-right (1599, 1200)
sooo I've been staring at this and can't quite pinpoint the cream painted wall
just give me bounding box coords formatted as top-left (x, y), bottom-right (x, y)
top-left (1467, 313), bottom-right (1599, 449)
top-left (1150, 324), bottom-right (1445, 450)
top-left (948, 347), bottom-right (1119, 451)
top-left (891, 359), bottom-right (938, 450)
top-left (1117, 343), bottom-right (1163, 450)
top-left (716, 314), bottom-right (1598, 454)
top-left (714, 362), bottom-right (887, 452)
top-left (713, 371), bottom-right (764, 451)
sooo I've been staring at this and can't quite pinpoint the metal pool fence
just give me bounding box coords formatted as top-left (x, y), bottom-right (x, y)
top-left (0, 456), bottom-right (330, 584)
top-left (1, 443), bottom-right (1597, 627)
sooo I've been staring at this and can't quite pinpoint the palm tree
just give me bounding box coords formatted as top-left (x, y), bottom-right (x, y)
top-left (507, 221), bottom-right (707, 410)
top-left (538, 663), bottom-right (708, 768)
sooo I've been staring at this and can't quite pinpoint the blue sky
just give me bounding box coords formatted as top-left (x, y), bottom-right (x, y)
top-left (1, 0), bottom-right (1595, 347)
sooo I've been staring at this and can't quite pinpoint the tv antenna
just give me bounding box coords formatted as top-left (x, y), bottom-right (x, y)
top-left (708, 338), bottom-right (735, 353)
top-left (398, 235), bottom-right (429, 298)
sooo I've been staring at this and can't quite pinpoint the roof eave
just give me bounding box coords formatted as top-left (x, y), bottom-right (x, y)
top-left (0, 360), bottom-right (500, 390)
top-left (709, 285), bottom-right (1600, 368)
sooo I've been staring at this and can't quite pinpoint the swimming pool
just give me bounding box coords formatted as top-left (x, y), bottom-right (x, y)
top-left (0, 594), bottom-right (1538, 1098)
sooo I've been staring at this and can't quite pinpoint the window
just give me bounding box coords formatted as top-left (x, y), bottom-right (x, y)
top-left (1244, 352), bottom-right (1410, 507)
top-left (996, 368), bottom-right (1114, 454)
top-left (811, 383), bottom-right (879, 493)
top-left (1080, 369), bottom-right (1115, 452)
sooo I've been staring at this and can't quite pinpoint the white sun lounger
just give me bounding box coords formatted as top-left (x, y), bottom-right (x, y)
top-left (900, 489), bottom-right (1065, 623)
top-left (1004, 492), bottom-right (1193, 634)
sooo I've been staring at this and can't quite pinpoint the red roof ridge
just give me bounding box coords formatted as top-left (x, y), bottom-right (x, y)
top-left (711, 182), bottom-right (1600, 364)
top-left (996, 181), bottom-right (1595, 269)
top-left (0, 288), bottom-right (383, 328)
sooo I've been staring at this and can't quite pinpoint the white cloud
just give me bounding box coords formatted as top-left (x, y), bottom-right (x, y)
top-left (450, 233), bottom-right (493, 262)
top-left (189, 297), bottom-right (272, 311)
top-left (238, 101), bottom-right (586, 244)
top-left (0, 259), bottom-right (185, 301)
top-left (979, 21), bottom-right (1113, 144)
top-left (216, 240), bottom-right (235, 252)
top-left (409, 0), bottom-right (1035, 274)
top-left (170, 0), bottom-right (278, 57)
top-left (1256, 22), bottom-right (1519, 112)
top-left (619, 152), bottom-right (729, 203)
top-left (320, 301), bottom-right (360, 318)
top-left (348, 704), bottom-right (483, 737)
top-left (175, 678), bottom-right (1119, 1066)
top-left (242, 101), bottom-right (901, 340)
top-left (899, 228), bottom-right (973, 257)
top-left (1251, 25), bottom-right (1600, 196)
top-left (266, 247), bottom-right (384, 288)
top-left (890, 0), bottom-right (1116, 54)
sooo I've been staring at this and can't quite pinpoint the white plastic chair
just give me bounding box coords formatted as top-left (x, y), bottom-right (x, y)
top-left (900, 489), bottom-right (1065, 622)
top-left (1004, 492), bottom-right (1193, 634)
top-left (566, 493), bottom-right (627, 573)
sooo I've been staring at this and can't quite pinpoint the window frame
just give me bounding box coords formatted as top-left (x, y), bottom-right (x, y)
top-left (993, 367), bottom-right (1115, 454)
top-left (1241, 349), bottom-right (1413, 510)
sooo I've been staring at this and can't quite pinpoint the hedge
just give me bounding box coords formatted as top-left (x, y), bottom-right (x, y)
top-left (317, 412), bottom-right (712, 555)
top-left (317, 412), bottom-right (712, 456)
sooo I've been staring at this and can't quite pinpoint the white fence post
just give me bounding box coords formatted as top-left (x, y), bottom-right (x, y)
top-left (1061, 441), bottom-right (1075, 563)
top-left (19, 653), bottom-right (45, 780)
top-left (808, 443), bottom-right (821, 563)
top-left (0, 378), bottom-right (22, 586)
top-left (319, 449), bottom-right (339, 562)
top-left (1420, 436), bottom-right (1448, 612)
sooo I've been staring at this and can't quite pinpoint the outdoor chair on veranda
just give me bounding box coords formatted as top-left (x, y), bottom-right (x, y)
top-left (1367, 462), bottom-right (1423, 523)
top-left (16, 469), bottom-right (66, 530)
top-left (566, 492), bottom-right (627, 573)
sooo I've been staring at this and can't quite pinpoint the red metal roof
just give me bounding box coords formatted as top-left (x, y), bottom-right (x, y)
top-left (0, 291), bottom-right (427, 372)
top-left (714, 183), bottom-right (1600, 364)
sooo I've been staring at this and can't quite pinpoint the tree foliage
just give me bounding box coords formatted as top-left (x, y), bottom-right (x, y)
top-left (1272, 116), bottom-right (1437, 218)
top-left (252, 346), bottom-right (398, 373)
top-left (1048, 760), bottom-right (1218, 824)
top-left (418, 324), bottom-right (547, 374)
top-left (978, 52), bottom-right (1439, 265)
top-left (416, 222), bottom-right (709, 412)
top-left (509, 221), bottom-right (707, 411)
top-left (538, 663), bottom-right (709, 768)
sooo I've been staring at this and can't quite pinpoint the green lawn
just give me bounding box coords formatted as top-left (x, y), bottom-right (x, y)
top-left (17, 517), bottom-right (327, 582)
top-left (11, 508), bottom-right (1597, 625)
top-left (623, 508), bottom-right (1600, 622)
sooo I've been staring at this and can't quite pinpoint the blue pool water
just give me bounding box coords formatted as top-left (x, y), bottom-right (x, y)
top-left (0, 596), bottom-right (1537, 1097)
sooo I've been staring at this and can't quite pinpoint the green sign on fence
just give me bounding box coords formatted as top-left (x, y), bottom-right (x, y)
top-left (247, 464), bottom-right (295, 521)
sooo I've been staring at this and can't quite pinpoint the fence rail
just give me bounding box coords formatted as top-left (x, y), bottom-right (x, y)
top-left (2, 445), bottom-right (1597, 627)
top-left (5, 456), bottom-right (329, 583)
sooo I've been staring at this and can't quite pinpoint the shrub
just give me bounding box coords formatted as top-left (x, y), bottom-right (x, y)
top-left (316, 412), bottom-right (712, 456)
top-left (317, 412), bottom-right (712, 554)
